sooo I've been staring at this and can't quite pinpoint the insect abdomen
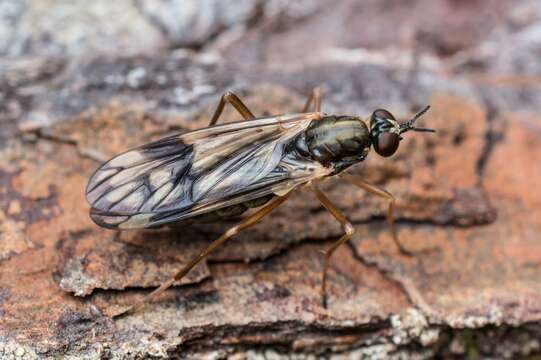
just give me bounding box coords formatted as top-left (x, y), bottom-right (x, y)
top-left (302, 116), bottom-right (371, 168)
top-left (193, 195), bottom-right (275, 223)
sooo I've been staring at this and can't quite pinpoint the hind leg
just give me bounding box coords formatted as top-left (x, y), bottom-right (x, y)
top-left (112, 193), bottom-right (292, 317)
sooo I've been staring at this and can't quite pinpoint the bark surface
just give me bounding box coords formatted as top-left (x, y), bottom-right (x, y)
top-left (1, 0), bottom-right (541, 358)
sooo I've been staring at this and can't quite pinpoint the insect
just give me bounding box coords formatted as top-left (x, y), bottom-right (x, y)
top-left (86, 88), bottom-right (435, 316)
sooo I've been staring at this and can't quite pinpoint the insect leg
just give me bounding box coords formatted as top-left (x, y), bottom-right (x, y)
top-left (208, 91), bottom-right (256, 126)
top-left (339, 172), bottom-right (412, 256)
top-left (113, 193), bottom-right (291, 317)
top-left (310, 184), bottom-right (355, 308)
top-left (301, 87), bottom-right (323, 113)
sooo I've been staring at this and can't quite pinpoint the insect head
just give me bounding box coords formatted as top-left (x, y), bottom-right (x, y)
top-left (370, 105), bottom-right (434, 157)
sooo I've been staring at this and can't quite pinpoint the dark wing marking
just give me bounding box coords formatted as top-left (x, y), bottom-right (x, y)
top-left (86, 135), bottom-right (194, 213)
top-left (142, 151), bottom-right (329, 228)
top-left (86, 112), bottom-right (329, 229)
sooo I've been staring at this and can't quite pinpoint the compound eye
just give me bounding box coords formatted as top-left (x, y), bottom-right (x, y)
top-left (374, 132), bottom-right (399, 157)
top-left (372, 109), bottom-right (395, 121)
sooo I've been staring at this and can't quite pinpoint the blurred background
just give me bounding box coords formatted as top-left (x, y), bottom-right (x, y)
top-left (1, 1), bottom-right (541, 359)
top-left (1, 0), bottom-right (540, 133)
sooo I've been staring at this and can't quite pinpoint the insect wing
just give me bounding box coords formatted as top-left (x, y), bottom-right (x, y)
top-left (86, 113), bottom-right (329, 229)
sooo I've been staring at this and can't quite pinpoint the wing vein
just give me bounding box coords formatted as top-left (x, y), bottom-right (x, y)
top-left (151, 162), bottom-right (192, 211)
top-left (90, 151), bottom-right (189, 206)
top-left (108, 183), bottom-right (145, 211)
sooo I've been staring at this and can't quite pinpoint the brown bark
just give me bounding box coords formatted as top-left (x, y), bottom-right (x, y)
top-left (1, 1), bottom-right (541, 359)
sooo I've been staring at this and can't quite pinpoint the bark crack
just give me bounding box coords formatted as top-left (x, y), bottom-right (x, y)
top-left (346, 241), bottom-right (440, 320)
top-left (475, 90), bottom-right (506, 179)
top-left (23, 128), bottom-right (108, 163)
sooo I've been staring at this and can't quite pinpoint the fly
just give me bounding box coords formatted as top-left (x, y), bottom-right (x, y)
top-left (85, 88), bottom-right (435, 316)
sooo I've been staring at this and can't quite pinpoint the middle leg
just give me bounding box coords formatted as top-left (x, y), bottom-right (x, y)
top-left (301, 87), bottom-right (323, 113)
top-left (310, 184), bottom-right (355, 308)
top-left (208, 91), bottom-right (256, 126)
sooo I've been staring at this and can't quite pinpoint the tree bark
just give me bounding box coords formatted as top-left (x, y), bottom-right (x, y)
top-left (1, 1), bottom-right (541, 359)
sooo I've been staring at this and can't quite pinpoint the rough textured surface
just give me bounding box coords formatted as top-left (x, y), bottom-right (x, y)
top-left (1, 0), bottom-right (541, 359)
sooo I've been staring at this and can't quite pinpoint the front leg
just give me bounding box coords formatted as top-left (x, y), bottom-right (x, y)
top-left (339, 172), bottom-right (412, 256)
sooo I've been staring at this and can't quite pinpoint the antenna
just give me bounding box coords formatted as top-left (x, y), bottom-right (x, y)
top-left (399, 105), bottom-right (435, 134)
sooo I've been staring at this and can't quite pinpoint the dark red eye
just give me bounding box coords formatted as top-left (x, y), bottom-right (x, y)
top-left (374, 132), bottom-right (399, 157)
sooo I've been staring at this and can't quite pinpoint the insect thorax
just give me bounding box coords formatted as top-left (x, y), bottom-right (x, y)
top-left (293, 115), bottom-right (371, 173)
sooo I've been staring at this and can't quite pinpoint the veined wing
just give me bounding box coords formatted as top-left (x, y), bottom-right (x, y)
top-left (86, 112), bottom-right (330, 229)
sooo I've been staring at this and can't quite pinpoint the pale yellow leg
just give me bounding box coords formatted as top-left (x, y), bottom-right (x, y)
top-left (209, 91), bottom-right (256, 126)
top-left (302, 87), bottom-right (323, 113)
top-left (340, 172), bottom-right (411, 256)
top-left (310, 184), bottom-right (355, 308)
